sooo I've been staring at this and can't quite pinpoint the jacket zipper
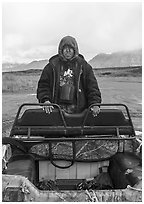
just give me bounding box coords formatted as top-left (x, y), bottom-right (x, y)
top-left (77, 65), bottom-right (83, 107)
top-left (52, 66), bottom-right (55, 102)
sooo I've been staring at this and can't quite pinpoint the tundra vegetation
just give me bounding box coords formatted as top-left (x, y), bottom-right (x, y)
top-left (2, 66), bottom-right (142, 136)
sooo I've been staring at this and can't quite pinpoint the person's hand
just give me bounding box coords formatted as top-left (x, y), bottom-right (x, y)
top-left (43, 100), bottom-right (54, 114)
top-left (90, 105), bottom-right (100, 117)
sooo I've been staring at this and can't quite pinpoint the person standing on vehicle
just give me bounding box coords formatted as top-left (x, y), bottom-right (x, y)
top-left (37, 36), bottom-right (101, 116)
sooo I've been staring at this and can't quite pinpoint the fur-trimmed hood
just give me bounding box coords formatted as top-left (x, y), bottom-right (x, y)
top-left (58, 36), bottom-right (79, 61)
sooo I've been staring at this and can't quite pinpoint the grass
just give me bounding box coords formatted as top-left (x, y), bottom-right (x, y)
top-left (2, 66), bottom-right (142, 93)
top-left (94, 66), bottom-right (142, 77)
top-left (2, 72), bottom-right (40, 93)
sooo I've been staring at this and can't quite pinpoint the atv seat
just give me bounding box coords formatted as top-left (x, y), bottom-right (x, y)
top-left (10, 105), bottom-right (134, 137)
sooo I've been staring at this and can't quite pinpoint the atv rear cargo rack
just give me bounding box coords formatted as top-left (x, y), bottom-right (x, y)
top-left (10, 103), bottom-right (135, 138)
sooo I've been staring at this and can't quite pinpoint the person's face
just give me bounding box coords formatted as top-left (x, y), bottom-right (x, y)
top-left (62, 46), bottom-right (74, 60)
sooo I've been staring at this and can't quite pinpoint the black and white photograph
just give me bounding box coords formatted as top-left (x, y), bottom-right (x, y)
top-left (2, 1), bottom-right (142, 202)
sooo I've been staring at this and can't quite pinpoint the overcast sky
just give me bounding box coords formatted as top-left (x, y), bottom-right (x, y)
top-left (2, 1), bottom-right (142, 63)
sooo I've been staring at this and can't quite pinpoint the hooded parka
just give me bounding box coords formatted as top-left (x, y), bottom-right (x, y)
top-left (37, 36), bottom-right (101, 113)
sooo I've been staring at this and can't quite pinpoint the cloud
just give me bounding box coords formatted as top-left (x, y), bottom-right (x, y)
top-left (3, 45), bottom-right (57, 63)
top-left (20, 45), bottom-right (57, 60)
top-left (2, 2), bottom-right (142, 63)
top-left (3, 34), bottom-right (24, 49)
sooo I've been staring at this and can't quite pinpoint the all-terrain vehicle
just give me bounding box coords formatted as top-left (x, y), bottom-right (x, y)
top-left (2, 103), bottom-right (142, 202)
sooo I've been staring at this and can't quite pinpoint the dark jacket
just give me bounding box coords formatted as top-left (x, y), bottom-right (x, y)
top-left (37, 36), bottom-right (101, 112)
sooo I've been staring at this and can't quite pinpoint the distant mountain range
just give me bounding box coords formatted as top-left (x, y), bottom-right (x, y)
top-left (2, 60), bottom-right (49, 72)
top-left (2, 49), bottom-right (142, 72)
top-left (89, 49), bottom-right (142, 68)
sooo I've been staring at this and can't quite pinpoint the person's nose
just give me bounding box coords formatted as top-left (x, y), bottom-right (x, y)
top-left (66, 47), bottom-right (70, 52)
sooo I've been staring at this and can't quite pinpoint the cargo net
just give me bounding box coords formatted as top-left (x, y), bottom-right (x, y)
top-left (30, 139), bottom-right (134, 161)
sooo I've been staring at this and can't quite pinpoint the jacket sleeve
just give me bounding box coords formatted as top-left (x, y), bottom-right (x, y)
top-left (37, 64), bottom-right (53, 103)
top-left (85, 63), bottom-right (101, 106)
